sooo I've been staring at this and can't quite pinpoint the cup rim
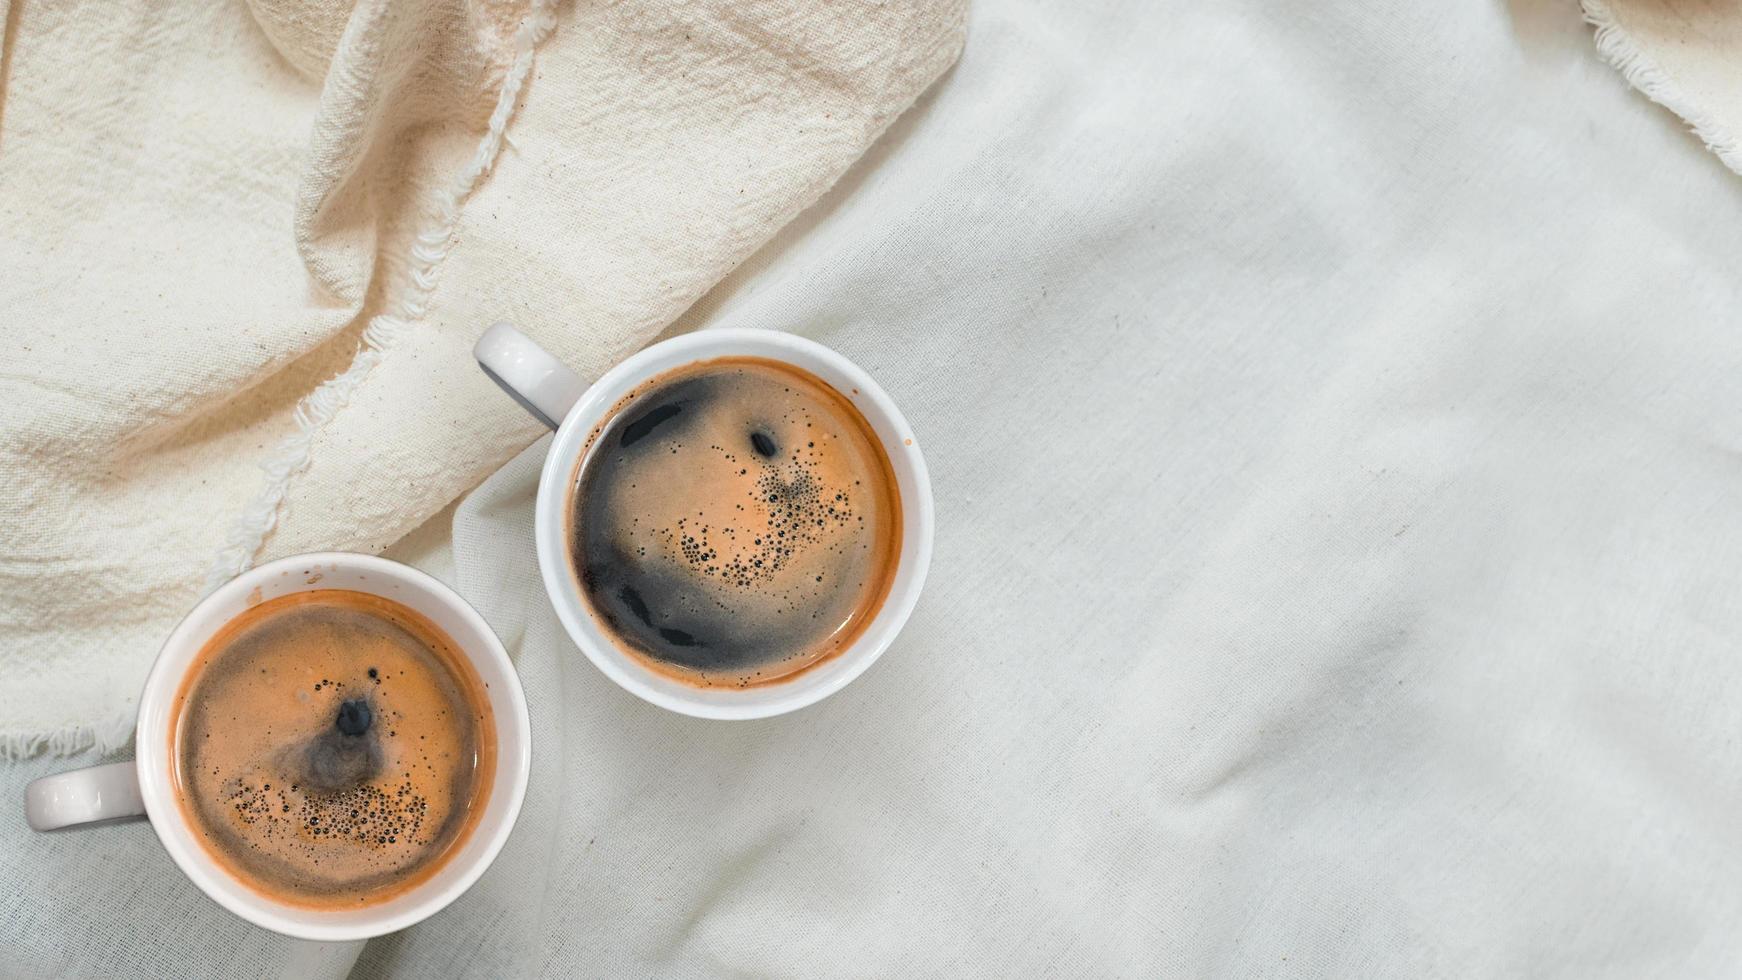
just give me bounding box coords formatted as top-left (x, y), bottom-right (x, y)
top-left (533, 328), bottom-right (934, 719)
top-left (132, 552), bottom-right (532, 941)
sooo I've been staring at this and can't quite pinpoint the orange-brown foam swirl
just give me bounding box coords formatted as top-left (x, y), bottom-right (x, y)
top-left (170, 590), bottom-right (495, 909)
top-left (567, 357), bottom-right (901, 687)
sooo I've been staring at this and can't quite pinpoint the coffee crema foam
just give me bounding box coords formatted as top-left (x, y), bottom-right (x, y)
top-left (568, 356), bottom-right (901, 687)
top-left (170, 590), bottom-right (495, 909)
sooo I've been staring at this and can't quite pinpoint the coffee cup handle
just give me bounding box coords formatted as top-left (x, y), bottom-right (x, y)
top-left (474, 322), bottom-right (587, 430)
top-left (25, 762), bottom-right (145, 831)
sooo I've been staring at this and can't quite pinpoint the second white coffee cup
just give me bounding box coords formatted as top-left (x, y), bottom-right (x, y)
top-left (475, 324), bottom-right (934, 719)
top-left (23, 552), bottom-right (532, 941)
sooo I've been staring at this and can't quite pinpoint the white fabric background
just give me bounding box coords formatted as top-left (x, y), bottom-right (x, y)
top-left (7, 0), bottom-right (1742, 975)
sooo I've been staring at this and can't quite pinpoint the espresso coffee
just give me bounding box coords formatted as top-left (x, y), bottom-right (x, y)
top-left (569, 356), bottom-right (901, 687)
top-left (170, 590), bottom-right (495, 909)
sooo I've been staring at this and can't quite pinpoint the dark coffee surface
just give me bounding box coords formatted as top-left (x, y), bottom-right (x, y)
top-left (569, 357), bottom-right (901, 687)
top-left (171, 590), bottom-right (494, 909)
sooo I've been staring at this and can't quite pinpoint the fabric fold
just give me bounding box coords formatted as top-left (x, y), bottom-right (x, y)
top-left (0, 0), bottom-right (968, 756)
top-left (1584, 0), bottom-right (1742, 174)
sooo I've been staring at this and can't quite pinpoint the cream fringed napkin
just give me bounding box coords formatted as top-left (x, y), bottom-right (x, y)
top-left (0, 0), bottom-right (965, 756)
top-left (1585, 0), bottom-right (1742, 174)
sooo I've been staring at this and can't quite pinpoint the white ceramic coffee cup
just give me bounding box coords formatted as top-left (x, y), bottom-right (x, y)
top-left (23, 552), bottom-right (532, 941)
top-left (475, 324), bottom-right (934, 720)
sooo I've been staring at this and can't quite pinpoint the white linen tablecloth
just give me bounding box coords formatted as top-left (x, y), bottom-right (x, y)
top-left (8, 0), bottom-right (1742, 975)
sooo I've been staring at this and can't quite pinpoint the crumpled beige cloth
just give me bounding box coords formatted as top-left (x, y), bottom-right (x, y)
top-left (0, 0), bottom-right (965, 756)
top-left (1585, 0), bottom-right (1742, 174)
